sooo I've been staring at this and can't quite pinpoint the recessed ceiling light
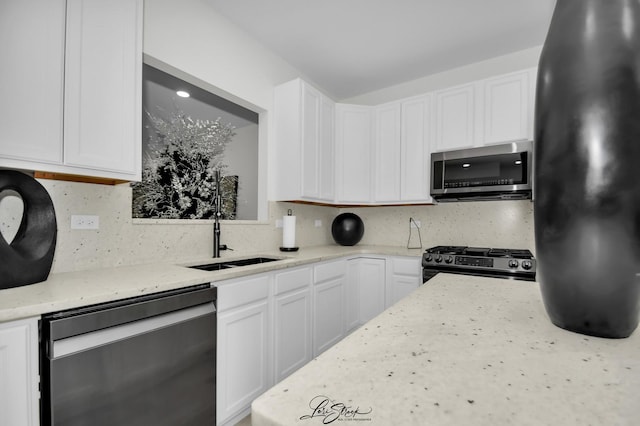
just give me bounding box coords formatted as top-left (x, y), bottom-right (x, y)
top-left (462, 163), bottom-right (471, 168)
top-left (176, 90), bottom-right (190, 98)
top-left (515, 160), bottom-right (522, 165)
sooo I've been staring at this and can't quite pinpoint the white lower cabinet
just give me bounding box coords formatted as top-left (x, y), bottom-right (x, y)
top-left (216, 255), bottom-right (421, 425)
top-left (386, 256), bottom-right (422, 307)
top-left (345, 260), bottom-right (361, 333)
top-left (273, 266), bottom-right (313, 383)
top-left (217, 274), bottom-right (271, 425)
top-left (348, 258), bottom-right (386, 326)
top-left (312, 260), bottom-right (347, 356)
top-left (0, 317), bottom-right (39, 426)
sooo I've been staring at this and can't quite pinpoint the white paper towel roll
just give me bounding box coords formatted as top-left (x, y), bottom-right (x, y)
top-left (282, 215), bottom-right (296, 248)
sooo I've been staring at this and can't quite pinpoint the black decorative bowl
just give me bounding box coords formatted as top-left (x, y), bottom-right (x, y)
top-left (331, 213), bottom-right (364, 246)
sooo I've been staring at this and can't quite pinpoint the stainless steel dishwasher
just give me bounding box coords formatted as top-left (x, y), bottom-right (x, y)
top-left (40, 283), bottom-right (216, 426)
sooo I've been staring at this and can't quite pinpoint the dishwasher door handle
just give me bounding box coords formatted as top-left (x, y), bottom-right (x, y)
top-left (51, 302), bottom-right (215, 358)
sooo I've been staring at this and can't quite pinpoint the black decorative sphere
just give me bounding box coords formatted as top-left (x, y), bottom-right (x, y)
top-left (331, 213), bottom-right (364, 246)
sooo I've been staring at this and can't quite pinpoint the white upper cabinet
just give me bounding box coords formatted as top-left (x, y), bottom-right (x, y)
top-left (0, 0), bottom-right (142, 181)
top-left (271, 68), bottom-right (535, 205)
top-left (432, 68), bottom-right (536, 152)
top-left (373, 103), bottom-right (402, 203)
top-left (300, 84), bottom-right (321, 198)
top-left (0, 0), bottom-right (65, 165)
top-left (372, 96), bottom-right (432, 204)
top-left (335, 104), bottom-right (373, 204)
top-left (64, 0), bottom-right (142, 178)
top-left (272, 79), bottom-right (335, 202)
top-left (318, 97), bottom-right (336, 200)
top-left (481, 69), bottom-right (536, 145)
top-left (432, 82), bottom-right (479, 152)
top-left (400, 95), bottom-right (432, 202)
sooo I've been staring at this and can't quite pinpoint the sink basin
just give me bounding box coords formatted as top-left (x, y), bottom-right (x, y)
top-left (189, 257), bottom-right (281, 272)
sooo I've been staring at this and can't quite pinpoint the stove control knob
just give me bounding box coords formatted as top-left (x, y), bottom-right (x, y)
top-left (508, 259), bottom-right (519, 268)
top-left (425, 254), bottom-right (433, 262)
top-left (445, 255), bottom-right (453, 264)
top-left (435, 255), bottom-right (443, 263)
top-left (522, 260), bottom-right (533, 270)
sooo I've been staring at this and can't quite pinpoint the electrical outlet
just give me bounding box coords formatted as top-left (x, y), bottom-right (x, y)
top-left (314, 219), bottom-right (322, 228)
top-left (71, 215), bottom-right (100, 230)
top-left (411, 219), bottom-right (421, 229)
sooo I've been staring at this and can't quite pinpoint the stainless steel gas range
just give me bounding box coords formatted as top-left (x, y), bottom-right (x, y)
top-left (422, 246), bottom-right (536, 282)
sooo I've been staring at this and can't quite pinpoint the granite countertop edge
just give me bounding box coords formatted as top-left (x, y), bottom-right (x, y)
top-left (0, 245), bottom-right (423, 323)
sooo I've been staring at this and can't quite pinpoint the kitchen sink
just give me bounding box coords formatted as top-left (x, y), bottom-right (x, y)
top-left (189, 257), bottom-right (282, 271)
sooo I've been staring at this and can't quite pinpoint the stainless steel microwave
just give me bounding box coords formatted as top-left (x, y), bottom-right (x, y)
top-left (430, 141), bottom-right (533, 202)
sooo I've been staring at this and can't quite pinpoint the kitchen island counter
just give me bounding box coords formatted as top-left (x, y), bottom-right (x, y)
top-left (252, 273), bottom-right (640, 426)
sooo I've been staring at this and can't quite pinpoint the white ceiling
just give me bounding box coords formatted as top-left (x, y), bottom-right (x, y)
top-left (208, 0), bottom-right (556, 100)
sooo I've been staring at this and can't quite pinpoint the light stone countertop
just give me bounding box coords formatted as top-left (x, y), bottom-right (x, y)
top-left (251, 273), bottom-right (640, 426)
top-left (0, 245), bottom-right (423, 322)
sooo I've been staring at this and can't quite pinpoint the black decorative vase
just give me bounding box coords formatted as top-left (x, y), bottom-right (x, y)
top-left (534, 1), bottom-right (640, 338)
top-left (331, 213), bottom-right (364, 246)
top-left (0, 171), bottom-right (57, 289)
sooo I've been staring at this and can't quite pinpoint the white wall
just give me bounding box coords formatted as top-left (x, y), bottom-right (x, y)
top-left (343, 46), bottom-right (542, 105)
top-left (224, 124), bottom-right (259, 220)
top-left (144, 0), bottom-right (304, 110)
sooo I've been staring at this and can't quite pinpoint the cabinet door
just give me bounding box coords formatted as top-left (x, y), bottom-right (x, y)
top-left (0, 317), bottom-right (39, 426)
top-left (357, 258), bottom-right (386, 324)
top-left (301, 84), bottom-right (321, 198)
top-left (432, 83), bottom-right (477, 152)
top-left (0, 0), bottom-right (65, 165)
top-left (373, 103), bottom-right (401, 202)
top-left (273, 267), bottom-right (312, 382)
top-left (482, 70), bottom-right (532, 145)
top-left (345, 260), bottom-right (361, 333)
top-left (313, 277), bottom-right (345, 356)
top-left (401, 95), bottom-right (432, 202)
top-left (64, 0), bottom-right (142, 179)
top-left (335, 104), bottom-right (372, 203)
top-left (272, 79), bottom-right (335, 202)
top-left (387, 257), bottom-right (421, 307)
top-left (318, 97), bottom-right (336, 201)
top-left (217, 300), bottom-right (270, 423)
top-left (390, 275), bottom-right (420, 306)
top-left (274, 288), bottom-right (312, 382)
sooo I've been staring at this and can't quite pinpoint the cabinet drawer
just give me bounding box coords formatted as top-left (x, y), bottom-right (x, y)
top-left (275, 267), bottom-right (312, 295)
top-left (392, 257), bottom-right (421, 276)
top-left (217, 275), bottom-right (270, 312)
top-left (314, 260), bottom-right (346, 283)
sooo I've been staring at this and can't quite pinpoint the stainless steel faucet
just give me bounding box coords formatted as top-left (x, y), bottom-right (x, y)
top-left (213, 171), bottom-right (222, 258)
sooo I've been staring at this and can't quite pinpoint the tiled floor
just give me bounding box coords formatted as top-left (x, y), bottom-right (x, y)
top-left (235, 414), bottom-right (251, 426)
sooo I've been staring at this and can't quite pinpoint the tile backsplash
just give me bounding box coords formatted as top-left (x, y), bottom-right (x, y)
top-left (0, 179), bottom-right (534, 274)
top-left (338, 201), bottom-right (535, 250)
